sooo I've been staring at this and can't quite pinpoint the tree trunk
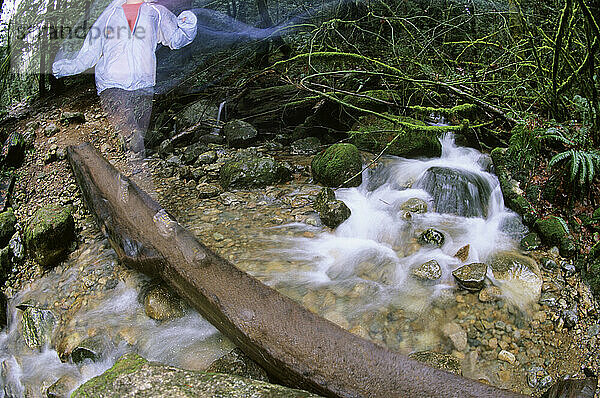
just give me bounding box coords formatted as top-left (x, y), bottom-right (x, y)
top-left (66, 142), bottom-right (526, 398)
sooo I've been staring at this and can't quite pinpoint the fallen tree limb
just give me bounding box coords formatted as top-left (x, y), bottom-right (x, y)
top-left (67, 142), bottom-right (525, 398)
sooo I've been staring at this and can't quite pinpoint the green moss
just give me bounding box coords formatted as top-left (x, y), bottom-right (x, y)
top-left (72, 353), bottom-right (148, 396)
top-left (349, 114), bottom-right (442, 158)
top-left (24, 204), bottom-right (75, 268)
top-left (535, 216), bottom-right (576, 256)
top-left (585, 258), bottom-right (600, 298)
top-left (410, 103), bottom-right (477, 118)
top-left (0, 207), bottom-right (16, 247)
top-left (311, 143), bottom-right (362, 187)
top-left (341, 90), bottom-right (400, 112)
top-left (219, 151), bottom-right (292, 190)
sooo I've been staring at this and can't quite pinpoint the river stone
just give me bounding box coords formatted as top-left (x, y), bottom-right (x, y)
top-left (291, 137), bottom-right (321, 155)
top-left (498, 350), bottom-right (516, 364)
top-left (181, 143), bottom-right (208, 165)
top-left (47, 374), bottom-right (78, 398)
top-left (489, 251), bottom-right (542, 301)
top-left (24, 204), bottom-right (75, 268)
top-left (478, 286), bottom-right (502, 302)
top-left (417, 228), bottom-right (445, 247)
top-left (452, 263), bottom-right (487, 291)
top-left (60, 111), bottom-right (85, 125)
top-left (0, 132), bottom-right (25, 167)
top-left (223, 120), bottom-right (258, 148)
top-left (144, 285), bottom-right (184, 321)
top-left (44, 123), bottom-right (59, 137)
top-left (311, 143), bottom-right (362, 188)
top-left (71, 353), bottom-right (321, 398)
top-left (195, 150), bottom-right (218, 166)
top-left (0, 208), bottom-right (16, 247)
top-left (412, 260), bottom-right (442, 281)
top-left (0, 292), bottom-right (7, 329)
top-left (414, 167), bottom-right (492, 218)
top-left (20, 306), bottom-right (55, 349)
top-left (442, 322), bottom-right (467, 351)
top-left (176, 100), bottom-right (219, 129)
top-left (520, 232), bottom-right (542, 251)
top-left (206, 348), bottom-right (268, 382)
top-left (312, 188), bottom-right (351, 229)
top-left (0, 172), bottom-right (15, 212)
top-left (0, 246), bottom-right (11, 281)
top-left (196, 183), bottom-right (222, 199)
top-left (71, 336), bottom-right (108, 364)
top-left (409, 351), bottom-right (461, 375)
top-left (454, 245), bottom-right (470, 262)
top-left (220, 150), bottom-right (292, 190)
top-left (398, 198), bottom-right (427, 214)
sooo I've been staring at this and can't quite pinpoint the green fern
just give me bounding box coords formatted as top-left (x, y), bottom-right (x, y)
top-left (549, 149), bottom-right (600, 190)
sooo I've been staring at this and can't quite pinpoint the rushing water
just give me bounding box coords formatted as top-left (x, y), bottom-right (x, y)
top-left (0, 134), bottom-right (544, 396)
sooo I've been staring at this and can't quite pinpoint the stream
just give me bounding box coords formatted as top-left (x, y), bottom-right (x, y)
top-left (0, 134), bottom-right (588, 396)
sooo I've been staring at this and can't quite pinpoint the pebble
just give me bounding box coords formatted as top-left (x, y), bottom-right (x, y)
top-left (443, 322), bottom-right (467, 352)
top-left (478, 286), bottom-right (502, 303)
top-left (497, 350), bottom-right (516, 364)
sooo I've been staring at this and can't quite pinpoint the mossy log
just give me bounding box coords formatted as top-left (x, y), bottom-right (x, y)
top-left (66, 142), bottom-right (524, 398)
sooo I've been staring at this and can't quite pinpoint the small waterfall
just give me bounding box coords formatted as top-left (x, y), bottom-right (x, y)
top-left (212, 101), bottom-right (227, 135)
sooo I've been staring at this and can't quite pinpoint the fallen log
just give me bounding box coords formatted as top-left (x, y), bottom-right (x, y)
top-left (67, 142), bottom-right (525, 398)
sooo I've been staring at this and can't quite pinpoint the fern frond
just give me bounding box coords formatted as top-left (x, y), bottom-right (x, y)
top-left (549, 150), bottom-right (572, 167)
top-left (571, 151), bottom-right (581, 182)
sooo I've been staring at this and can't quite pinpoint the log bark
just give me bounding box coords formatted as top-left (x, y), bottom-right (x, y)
top-left (66, 142), bottom-right (526, 398)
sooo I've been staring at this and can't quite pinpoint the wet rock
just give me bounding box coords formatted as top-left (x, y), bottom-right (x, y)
top-left (47, 374), bottom-right (78, 398)
top-left (24, 204), bottom-right (75, 268)
top-left (223, 120), bottom-right (258, 148)
top-left (291, 137), bottom-right (321, 155)
top-left (19, 306), bottom-right (55, 349)
top-left (206, 348), bottom-right (268, 382)
top-left (0, 173), bottom-right (15, 212)
top-left (158, 139), bottom-right (174, 158)
top-left (417, 228), bottom-right (445, 247)
top-left (0, 246), bottom-right (11, 281)
top-left (561, 307), bottom-right (578, 329)
top-left (44, 123), bottom-right (59, 137)
top-left (412, 260), bottom-right (442, 281)
top-left (478, 286), bottom-right (502, 302)
top-left (71, 336), bottom-right (108, 364)
top-left (520, 232), bottom-right (542, 251)
top-left (312, 188), bottom-right (351, 229)
top-left (181, 143), bottom-right (208, 165)
top-left (0, 132), bottom-right (26, 167)
top-left (0, 208), bottom-right (16, 247)
top-left (311, 143), bottom-right (362, 188)
top-left (528, 366), bottom-right (549, 389)
top-left (60, 111), bottom-right (85, 125)
top-left (71, 353), bottom-right (320, 398)
top-left (143, 285), bottom-right (184, 321)
top-left (350, 114), bottom-right (442, 158)
top-left (196, 183), bottom-right (222, 199)
top-left (442, 322), bottom-right (467, 351)
top-left (542, 374), bottom-right (597, 398)
top-left (489, 251), bottom-right (542, 302)
top-left (0, 292), bottom-right (7, 330)
top-left (454, 245), bottom-right (470, 262)
top-left (195, 150), bottom-right (217, 166)
top-left (560, 261), bottom-right (576, 276)
top-left (541, 257), bottom-right (558, 270)
top-left (408, 351), bottom-right (461, 375)
top-left (220, 150), bottom-right (292, 190)
top-left (175, 100), bottom-right (219, 129)
top-left (452, 263), bottom-right (487, 291)
top-left (414, 167), bottom-right (492, 218)
top-left (497, 350), bottom-right (516, 364)
top-left (535, 216), bottom-right (576, 257)
top-left (398, 198), bottom-right (428, 214)
top-left (539, 292), bottom-right (560, 307)
top-left (44, 144), bottom-right (59, 164)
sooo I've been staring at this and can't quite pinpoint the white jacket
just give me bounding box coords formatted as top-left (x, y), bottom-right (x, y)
top-left (52, 0), bottom-right (197, 93)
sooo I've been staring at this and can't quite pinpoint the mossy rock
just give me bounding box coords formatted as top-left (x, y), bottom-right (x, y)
top-left (0, 246), bottom-right (10, 281)
top-left (535, 216), bottom-right (576, 256)
top-left (206, 348), bottom-right (268, 382)
top-left (312, 188), bottom-right (351, 228)
top-left (311, 143), bottom-right (362, 187)
top-left (220, 150), bottom-right (292, 190)
top-left (24, 204), bottom-right (75, 268)
top-left (20, 306), bottom-right (56, 349)
top-left (0, 208), bottom-right (16, 247)
top-left (0, 132), bottom-right (26, 167)
top-left (71, 353), bottom-right (321, 398)
top-left (585, 258), bottom-right (600, 299)
top-left (490, 148), bottom-right (538, 225)
top-left (223, 120), bottom-right (259, 148)
top-left (349, 114), bottom-right (441, 158)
